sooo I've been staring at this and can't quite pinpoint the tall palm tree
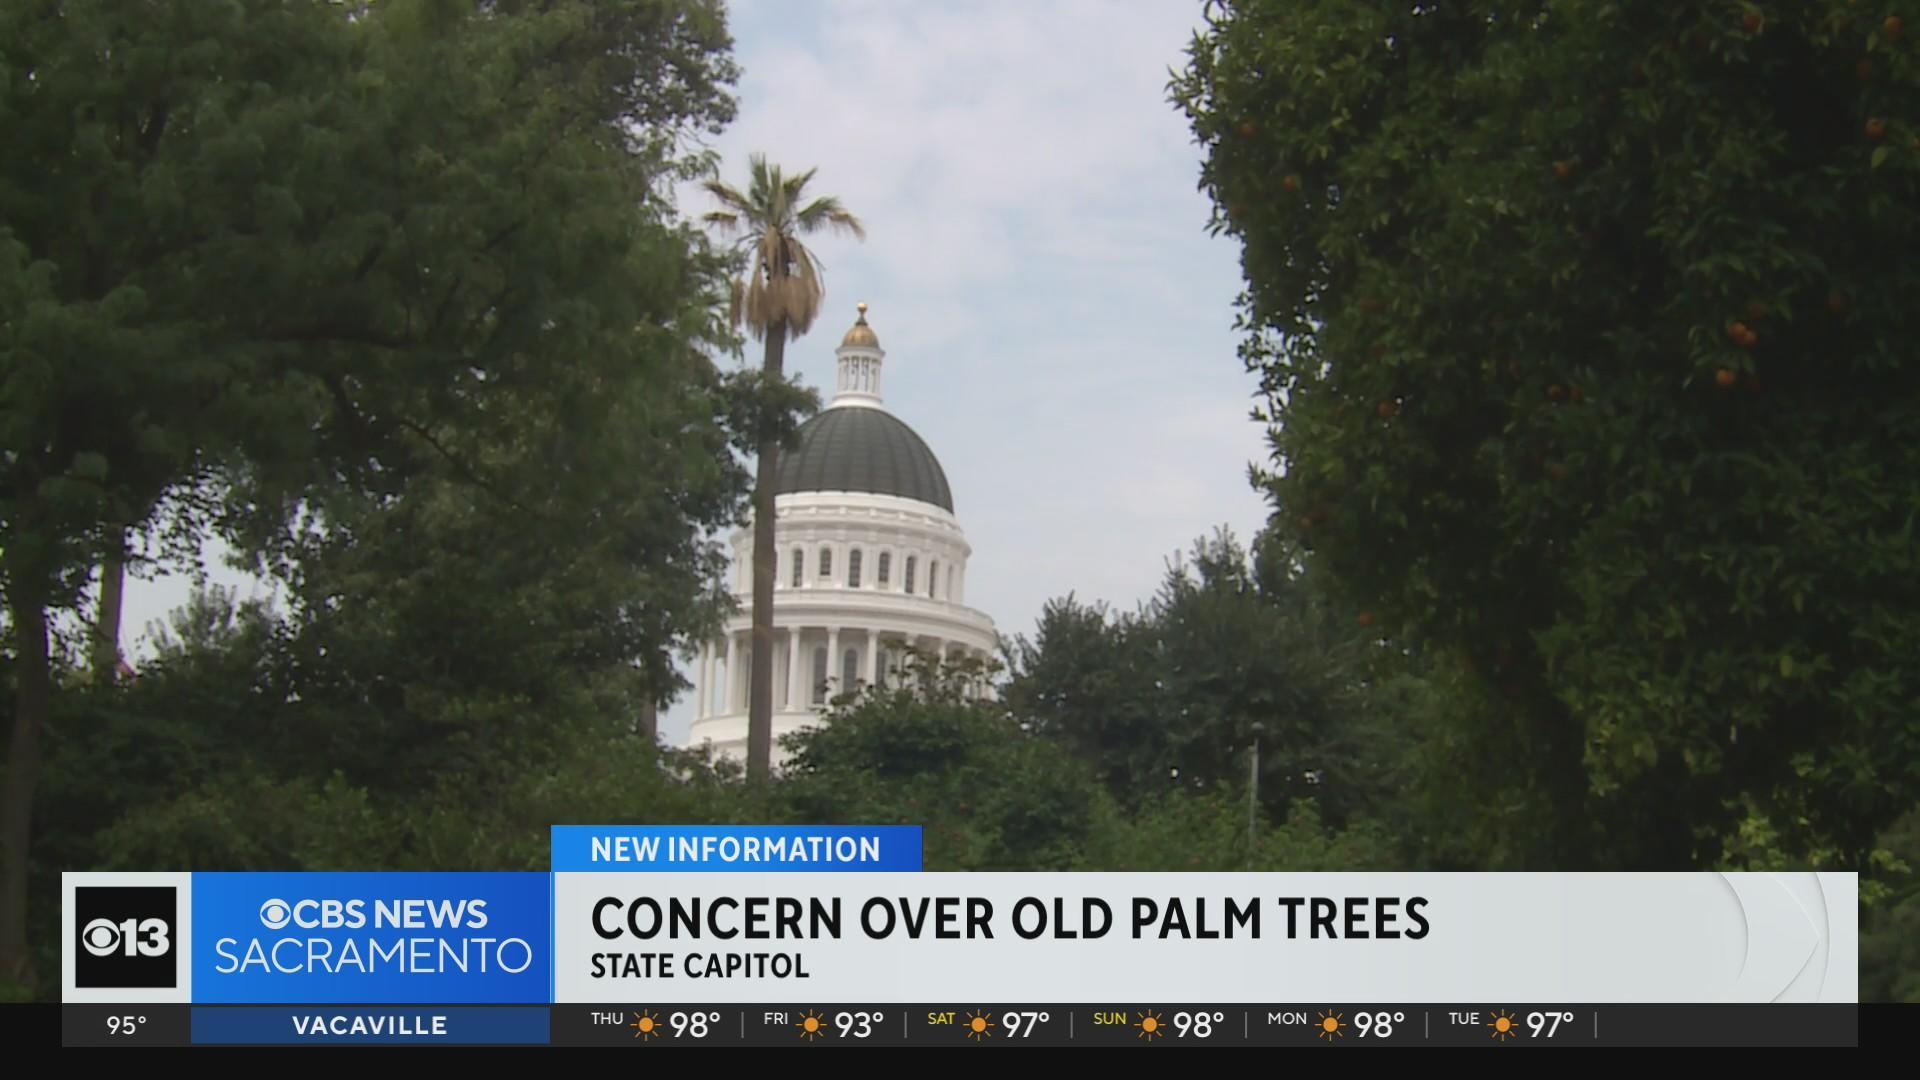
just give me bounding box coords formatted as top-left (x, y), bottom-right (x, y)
top-left (703, 154), bottom-right (865, 782)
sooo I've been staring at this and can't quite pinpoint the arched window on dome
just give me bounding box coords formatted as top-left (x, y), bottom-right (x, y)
top-left (904, 555), bottom-right (917, 594)
top-left (929, 560), bottom-right (939, 599)
top-left (848, 548), bottom-right (863, 588)
top-left (842, 648), bottom-right (859, 689)
top-left (791, 547), bottom-right (804, 588)
top-left (818, 547), bottom-right (833, 579)
top-left (878, 552), bottom-right (891, 588)
top-left (811, 647), bottom-right (828, 705)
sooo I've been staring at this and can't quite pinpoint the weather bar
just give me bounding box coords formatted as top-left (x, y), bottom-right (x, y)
top-left (63, 1004), bottom-right (1857, 1047)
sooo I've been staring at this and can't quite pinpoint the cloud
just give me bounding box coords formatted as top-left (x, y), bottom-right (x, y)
top-left (658, 2), bottom-right (1270, 745)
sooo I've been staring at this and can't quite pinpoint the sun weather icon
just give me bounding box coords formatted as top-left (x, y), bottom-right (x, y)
top-left (1488, 1009), bottom-right (1519, 1043)
top-left (964, 1010), bottom-right (996, 1041)
top-left (796, 1009), bottom-right (830, 1042)
top-left (1134, 1011), bottom-right (1164, 1040)
top-left (629, 1010), bottom-right (661, 1041)
top-left (1317, 1010), bottom-right (1348, 1040)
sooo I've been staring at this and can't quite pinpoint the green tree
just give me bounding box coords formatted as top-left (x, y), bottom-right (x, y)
top-left (701, 155), bottom-right (866, 784)
top-left (1006, 528), bottom-right (1413, 830)
top-left (1174, 2), bottom-right (1920, 868)
top-left (1, 0), bottom-right (740, 991)
top-left (1083, 790), bottom-right (1398, 872)
top-left (780, 654), bottom-right (1111, 870)
top-left (1860, 806), bottom-right (1920, 1002)
top-left (1002, 594), bottom-right (1164, 798)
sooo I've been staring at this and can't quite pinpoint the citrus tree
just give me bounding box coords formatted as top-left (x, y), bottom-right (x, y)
top-left (1173, 1), bottom-right (1920, 868)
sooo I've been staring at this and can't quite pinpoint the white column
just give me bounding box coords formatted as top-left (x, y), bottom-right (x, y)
top-left (709, 641), bottom-right (721, 714)
top-left (865, 631), bottom-right (881, 687)
top-left (786, 628), bottom-right (802, 710)
top-left (826, 627), bottom-right (841, 700)
top-left (724, 634), bottom-right (740, 713)
top-left (702, 642), bottom-right (716, 719)
top-left (698, 638), bottom-right (714, 714)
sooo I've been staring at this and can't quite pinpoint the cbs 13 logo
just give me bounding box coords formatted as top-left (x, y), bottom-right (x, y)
top-left (75, 886), bottom-right (176, 988)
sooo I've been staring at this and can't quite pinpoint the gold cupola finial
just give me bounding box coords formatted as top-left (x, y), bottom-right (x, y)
top-left (840, 302), bottom-right (880, 349)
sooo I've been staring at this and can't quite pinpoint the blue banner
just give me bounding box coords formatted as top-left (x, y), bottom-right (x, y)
top-left (191, 872), bottom-right (550, 1004)
top-left (549, 825), bottom-right (922, 872)
top-left (191, 1006), bottom-right (551, 1045)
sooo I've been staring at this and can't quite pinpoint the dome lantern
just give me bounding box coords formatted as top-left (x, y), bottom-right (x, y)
top-left (834, 302), bottom-right (885, 407)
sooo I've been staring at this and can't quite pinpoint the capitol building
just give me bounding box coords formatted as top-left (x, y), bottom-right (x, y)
top-left (685, 304), bottom-right (998, 763)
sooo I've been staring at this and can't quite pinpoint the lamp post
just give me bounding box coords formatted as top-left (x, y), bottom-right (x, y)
top-left (1248, 721), bottom-right (1266, 866)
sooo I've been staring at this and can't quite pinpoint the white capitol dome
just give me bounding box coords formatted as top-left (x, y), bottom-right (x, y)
top-left (685, 304), bottom-right (998, 764)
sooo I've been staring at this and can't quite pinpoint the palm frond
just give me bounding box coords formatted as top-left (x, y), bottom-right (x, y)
top-left (796, 197), bottom-right (867, 240)
top-left (700, 177), bottom-right (751, 213)
top-left (727, 275), bottom-right (746, 332)
top-left (704, 153), bottom-right (865, 340)
top-left (701, 210), bottom-right (742, 235)
top-left (784, 249), bottom-right (825, 338)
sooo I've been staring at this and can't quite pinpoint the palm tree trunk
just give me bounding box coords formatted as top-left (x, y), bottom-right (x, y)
top-left (91, 529), bottom-right (128, 685)
top-left (747, 322), bottom-right (788, 782)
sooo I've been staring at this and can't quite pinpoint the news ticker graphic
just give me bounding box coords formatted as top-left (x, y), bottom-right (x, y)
top-left (59, 826), bottom-right (1860, 1047)
top-left (57, 1003), bottom-right (1858, 1047)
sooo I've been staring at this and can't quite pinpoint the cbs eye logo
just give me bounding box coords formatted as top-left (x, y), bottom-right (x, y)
top-left (81, 917), bottom-right (169, 957)
top-left (259, 898), bottom-right (292, 929)
top-left (75, 886), bottom-right (177, 988)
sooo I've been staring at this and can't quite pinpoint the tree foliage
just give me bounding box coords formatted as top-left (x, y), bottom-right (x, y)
top-left (1, 0), bottom-right (750, 991)
top-left (1173, 0), bottom-right (1920, 868)
top-left (1005, 529), bottom-right (1415, 830)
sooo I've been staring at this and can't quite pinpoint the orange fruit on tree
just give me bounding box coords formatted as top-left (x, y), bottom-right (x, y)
top-left (1282, 174), bottom-right (1300, 193)
top-left (1727, 320), bottom-right (1752, 343)
top-left (1377, 400), bottom-right (1399, 419)
top-left (1867, 117), bottom-right (1887, 140)
top-left (1547, 384), bottom-right (1567, 401)
top-left (1238, 120), bottom-right (1258, 139)
top-left (1888, 16), bottom-right (1905, 41)
top-left (1743, 12), bottom-right (1764, 33)
top-left (1357, 612), bottom-right (1375, 629)
top-left (1715, 368), bottom-right (1738, 389)
top-left (1553, 160), bottom-right (1574, 180)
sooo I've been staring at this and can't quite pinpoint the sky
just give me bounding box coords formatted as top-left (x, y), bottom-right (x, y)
top-left (117, 0), bottom-right (1272, 746)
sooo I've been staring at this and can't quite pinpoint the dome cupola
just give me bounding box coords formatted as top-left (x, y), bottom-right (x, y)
top-left (833, 302), bottom-right (885, 406)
